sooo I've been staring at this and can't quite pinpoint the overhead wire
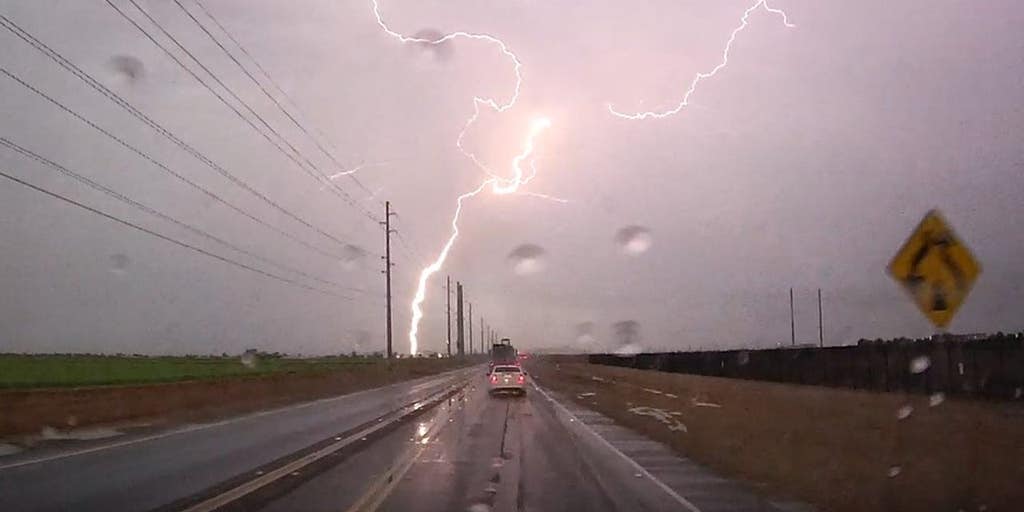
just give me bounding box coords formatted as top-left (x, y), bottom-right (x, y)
top-left (0, 64), bottom-right (351, 263)
top-left (0, 16), bottom-right (360, 259)
top-left (106, 0), bottom-right (379, 224)
top-left (0, 168), bottom-right (348, 298)
top-left (180, 0), bottom-right (376, 199)
top-left (0, 137), bottom-right (361, 294)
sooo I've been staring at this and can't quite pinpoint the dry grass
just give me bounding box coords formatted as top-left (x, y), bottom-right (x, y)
top-left (529, 358), bottom-right (1024, 512)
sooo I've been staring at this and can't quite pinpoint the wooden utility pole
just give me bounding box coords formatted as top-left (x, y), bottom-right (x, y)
top-left (382, 202), bottom-right (395, 359)
top-left (468, 302), bottom-right (473, 355)
top-left (446, 276), bottom-right (452, 357)
top-left (790, 287), bottom-right (796, 346)
top-left (818, 288), bottom-right (824, 347)
top-left (456, 282), bottom-right (465, 356)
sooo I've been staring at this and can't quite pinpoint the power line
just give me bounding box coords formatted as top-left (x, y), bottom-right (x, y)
top-left (0, 137), bottom-right (360, 294)
top-left (181, 0), bottom-right (376, 199)
top-left (106, 0), bottom-right (378, 224)
top-left (0, 64), bottom-right (350, 262)
top-left (0, 168), bottom-right (348, 298)
top-left (0, 17), bottom-right (362, 258)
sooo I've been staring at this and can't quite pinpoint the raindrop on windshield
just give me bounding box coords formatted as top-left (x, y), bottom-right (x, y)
top-left (888, 465), bottom-right (902, 477)
top-left (612, 320), bottom-right (642, 354)
top-left (507, 244), bottom-right (546, 275)
top-left (896, 404), bottom-right (913, 420)
top-left (339, 244), bottom-right (367, 271)
top-left (240, 350), bottom-right (258, 369)
top-left (574, 322), bottom-right (597, 349)
top-left (909, 355), bottom-right (931, 374)
top-left (929, 393), bottom-right (945, 407)
top-left (411, 28), bottom-right (454, 62)
top-left (107, 55), bottom-right (145, 85)
top-left (736, 351), bottom-right (750, 365)
top-left (109, 253), bottom-right (130, 274)
top-left (614, 225), bottom-right (652, 255)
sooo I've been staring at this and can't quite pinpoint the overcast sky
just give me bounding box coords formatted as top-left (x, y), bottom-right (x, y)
top-left (1, 0), bottom-right (1022, 355)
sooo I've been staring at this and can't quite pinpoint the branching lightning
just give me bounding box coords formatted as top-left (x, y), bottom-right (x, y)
top-left (607, 0), bottom-right (794, 120)
top-left (372, 0), bottom-right (791, 354)
top-left (372, 0), bottom-right (552, 355)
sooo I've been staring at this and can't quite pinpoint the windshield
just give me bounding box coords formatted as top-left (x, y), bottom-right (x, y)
top-left (2, 1), bottom-right (1021, 511)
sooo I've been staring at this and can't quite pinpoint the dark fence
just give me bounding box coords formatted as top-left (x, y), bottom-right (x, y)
top-left (589, 334), bottom-right (1024, 399)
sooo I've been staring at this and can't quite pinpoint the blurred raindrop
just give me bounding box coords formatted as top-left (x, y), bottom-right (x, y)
top-left (466, 504), bottom-right (491, 512)
top-left (507, 244), bottom-right (546, 275)
top-left (1015, 387), bottom-right (1022, 399)
top-left (411, 28), bottom-right (454, 62)
top-left (574, 321), bottom-right (596, 349)
top-left (107, 55), bottom-right (145, 84)
top-left (887, 465), bottom-right (901, 477)
top-left (896, 404), bottom-right (913, 420)
top-left (929, 393), bottom-right (945, 407)
top-left (109, 253), bottom-right (130, 274)
top-left (615, 225), bottom-right (652, 255)
top-left (909, 355), bottom-right (931, 374)
top-left (0, 443), bottom-right (22, 456)
top-left (340, 244), bottom-right (367, 271)
top-left (240, 350), bottom-right (258, 368)
top-left (736, 351), bottom-right (750, 365)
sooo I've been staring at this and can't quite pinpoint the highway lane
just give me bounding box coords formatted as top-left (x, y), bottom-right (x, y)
top-left (0, 366), bottom-right (475, 512)
top-left (255, 371), bottom-right (694, 512)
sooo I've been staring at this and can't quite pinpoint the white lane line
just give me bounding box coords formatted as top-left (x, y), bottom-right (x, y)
top-left (531, 382), bottom-right (702, 512)
top-left (183, 384), bottom-right (463, 512)
top-left (0, 369), bottom-right (470, 471)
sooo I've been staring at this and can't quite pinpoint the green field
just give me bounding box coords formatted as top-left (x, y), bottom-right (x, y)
top-left (0, 354), bottom-right (380, 389)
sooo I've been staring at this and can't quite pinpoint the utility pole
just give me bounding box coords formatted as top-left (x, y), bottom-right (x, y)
top-left (818, 288), bottom-right (824, 348)
top-left (480, 317), bottom-right (485, 355)
top-left (468, 302), bottom-right (473, 355)
top-left (456, 282), bottom-right (465, 357)
top-left (790, 287), bottom-right (796, 346)
top-left (381, 201), bottom-right (396, 359)
top-left (446, 276), bottom-right (452, 357)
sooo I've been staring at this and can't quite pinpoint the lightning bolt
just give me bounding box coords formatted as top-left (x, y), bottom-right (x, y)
top-left (408, 118), bottom-right (551, 355)
top-left (607, 0), bottom-right (794, 120)
top-left (372, 1), bottom-right (549, 355)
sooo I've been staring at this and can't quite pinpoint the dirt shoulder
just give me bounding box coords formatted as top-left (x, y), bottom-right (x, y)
top-left (529, 357), bottom-right (1024, 512)
top-left (0, 358), bottom-right (470, 438)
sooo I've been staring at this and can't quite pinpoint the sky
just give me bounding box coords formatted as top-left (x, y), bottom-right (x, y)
top-left (1, 0), bottom-right (1022, 355)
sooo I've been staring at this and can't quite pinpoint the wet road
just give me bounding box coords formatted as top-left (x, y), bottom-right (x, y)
top-left (255, 372), bottom-right (691, 512)
top-left (0, 367), bottom-right (474, 512)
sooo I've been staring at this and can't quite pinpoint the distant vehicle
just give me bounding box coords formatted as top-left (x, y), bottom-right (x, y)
top-left (488, 364), bottom-right (526, 395)
top-left (491, 338), bottom-right (517, 366)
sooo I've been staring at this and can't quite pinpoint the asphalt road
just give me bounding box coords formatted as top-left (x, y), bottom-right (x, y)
top-left (0, 367), bottom-right (475, 512)
top-left (254, 371), bottom-right (697, 512)
top-left (1, 365), bottom-right (802, 512)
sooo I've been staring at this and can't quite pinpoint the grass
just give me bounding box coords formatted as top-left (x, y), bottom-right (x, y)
top-left (0, 354), bottom-right (382, 389)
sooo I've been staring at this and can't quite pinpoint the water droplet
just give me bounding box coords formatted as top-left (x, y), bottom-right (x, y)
top-left (634, 472), bottom-right (643, 478)
top-left (888, 465), bottom-right (901, 477)
top-left (736, 351), bottom-right (750, 365)
top-left (896, 404), bottom-right (913, 420)
top-left (340, 245), bottom-right (367, 271)
top-left (0, 443), bottom-right (22, 456)
top-left (411, 28), bottom-right (454, 62)
top-left (109, 253), bottom-right (130, 274)
top-left (240, 350), bottom-right (258, 368)
top-left (1015, 388), bottom-right (1022, 399)
top-left (507, 244), bottom-right (546, 275)
top-left (107, 55), bottom-right (145, 84)
top-left (929, 393), bottom-right (945, 407)
top-left (66, 415), bottom-right (78, 427)
top-left (615, 225), bottom-right (652, 255)
top-left (909, 355), bottom-right (931, 374)
top-left (466, 504), bottom-right (492, 512)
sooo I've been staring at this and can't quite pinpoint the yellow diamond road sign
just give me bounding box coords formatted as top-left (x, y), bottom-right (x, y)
top-left (888, 209), bottom-right (981, 329)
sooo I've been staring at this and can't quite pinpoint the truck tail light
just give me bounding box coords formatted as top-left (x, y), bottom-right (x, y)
top-left (517, 374), bottom-right (525, 384)
top-left (490, 375), bottom-right (498, 384)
